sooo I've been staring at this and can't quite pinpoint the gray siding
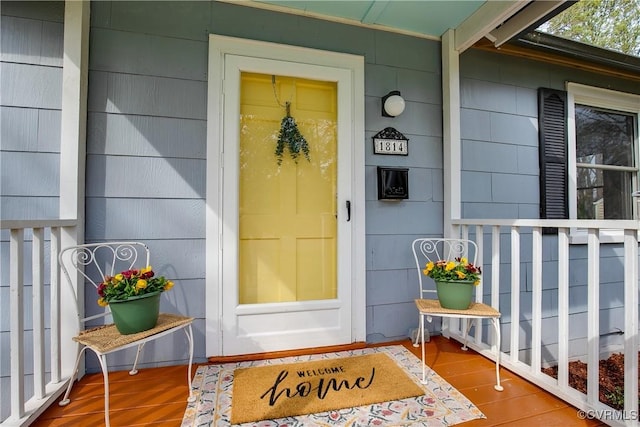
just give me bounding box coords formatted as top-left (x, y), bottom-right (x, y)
top-left (86, 1), bottom-right (209, 372)
top-left (0, 2), bottom-right (64, 220)
top-left (460, 49), bottom-right (640, 218)
top-left (362, 31), bottom-right (443, 344)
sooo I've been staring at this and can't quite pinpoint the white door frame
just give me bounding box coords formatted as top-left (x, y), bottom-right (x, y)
top-left (205, 35), bottom-right (365, 356)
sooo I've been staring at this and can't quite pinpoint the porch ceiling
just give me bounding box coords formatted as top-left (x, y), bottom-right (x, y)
top-left (239, 0), bottom-right (570, 52)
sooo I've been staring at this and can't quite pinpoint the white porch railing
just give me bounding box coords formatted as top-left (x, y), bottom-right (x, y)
top-left (451, 218), bottom-right (639, 427)
top-left (0, 220), bottom-right (77, 426)
top-left (3, 218), bottom-right (639, 426)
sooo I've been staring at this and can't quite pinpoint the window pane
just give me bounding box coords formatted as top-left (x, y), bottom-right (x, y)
top-left (575, 105), bottom-right (634, 167)
top-left (576, 168), bottom-right (632, 219)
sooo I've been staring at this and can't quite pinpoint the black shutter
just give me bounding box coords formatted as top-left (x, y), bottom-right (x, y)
top-left (538, 88), bottom-right (569, 223)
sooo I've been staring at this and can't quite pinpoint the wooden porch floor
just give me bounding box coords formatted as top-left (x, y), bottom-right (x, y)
top-left (32, 336), bottom-right (605, 426)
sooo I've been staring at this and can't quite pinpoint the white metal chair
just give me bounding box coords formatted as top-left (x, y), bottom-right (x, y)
top-left (58, 242), bottom-right (195, 426)
top-left (412, 237), bottom-right (503, 391)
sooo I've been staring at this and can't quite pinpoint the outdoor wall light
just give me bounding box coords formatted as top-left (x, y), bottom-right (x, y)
top-left (382, 91), bottom-right (405, 117)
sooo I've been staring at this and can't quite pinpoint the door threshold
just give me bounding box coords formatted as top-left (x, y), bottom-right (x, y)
top-left (208, 341), bottom-right (366, 363)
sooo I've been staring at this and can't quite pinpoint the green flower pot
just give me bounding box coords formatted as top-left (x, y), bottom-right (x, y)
top-left (109, 291), bottom-right (161, 335)
top-left (435, 280), bottom-right (475, 310)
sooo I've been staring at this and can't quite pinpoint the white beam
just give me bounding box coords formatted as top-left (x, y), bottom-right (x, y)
top-left (488, 1), bottom-right (567, 48)
top-left (442, 29), bottom-right (460, 238)
top-left (455, 1), bottom-right (529, 52)
top-left (59, 0), bottom-right (89, 378)
top-left (60, 0), bottom-right (89, 223)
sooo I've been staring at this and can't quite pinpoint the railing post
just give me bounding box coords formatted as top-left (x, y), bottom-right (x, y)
top-left (623, 228), bottom-right (638, 423)
top-left (60, 227), bottom-right (81, 381)
top-left (510, 226), bottom-right (520, 364)
top-left (50, 227), bottom-right (62, 384)
top-left (557, 227), bottom-right (570, 392)
top-left (474, 225), bottom-right (483, 345)
top-left (491, 225), bottom-right (500, 353)
top-left (32, 228), bottom-right (46, 399)
top-left (531, 227), bottom-right (542, 374)
top-left (586, 228), bottom-right (600, 407)
top-left (9, 229), bottom-right (25, 420)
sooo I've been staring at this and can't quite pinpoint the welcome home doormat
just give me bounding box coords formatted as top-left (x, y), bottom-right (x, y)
top-left (231, 352), bottom-right (424, 424)
top-left (181, 345), bottom-right (485, 426)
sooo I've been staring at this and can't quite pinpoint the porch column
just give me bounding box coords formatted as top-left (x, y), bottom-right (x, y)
top-left (441, 29), bottom-right (461, 238)
top-left (59, 0), bottom-right (89, 378)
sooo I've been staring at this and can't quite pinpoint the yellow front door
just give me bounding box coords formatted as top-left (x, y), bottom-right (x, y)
top-left (239, 73), bottom-right (337, 304)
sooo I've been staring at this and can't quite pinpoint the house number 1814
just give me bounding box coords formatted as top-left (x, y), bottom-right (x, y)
top-left (373, 138), bottom-right (408, 155)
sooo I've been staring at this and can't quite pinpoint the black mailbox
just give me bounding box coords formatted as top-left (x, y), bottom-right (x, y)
top-left (377, 167), bottom-right (409, 200)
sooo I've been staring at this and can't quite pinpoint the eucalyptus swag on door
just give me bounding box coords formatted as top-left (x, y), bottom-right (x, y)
top-left (275, 102), bottom-right (310, 165)
top-left (272, 75), bottom-right (310, 165)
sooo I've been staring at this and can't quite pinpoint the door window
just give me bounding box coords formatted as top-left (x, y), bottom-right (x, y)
top-left (239, 72), bottom-right (338, 304)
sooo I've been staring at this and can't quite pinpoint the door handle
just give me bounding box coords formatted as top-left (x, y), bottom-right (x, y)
top-left (346, 200), bottom-right (351, 222)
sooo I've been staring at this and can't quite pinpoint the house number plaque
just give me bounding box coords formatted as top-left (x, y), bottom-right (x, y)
top-left (372, 127), bottom-right (408, 155)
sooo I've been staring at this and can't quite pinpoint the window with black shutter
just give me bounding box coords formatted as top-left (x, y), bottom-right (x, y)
top-left (538, 83), bottom-right (639, 242)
